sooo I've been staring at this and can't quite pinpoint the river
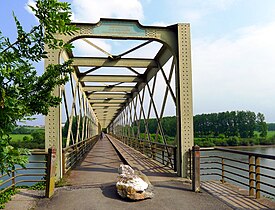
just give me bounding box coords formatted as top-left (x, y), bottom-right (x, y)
top-left (0, 154), bottom-right (46, 190)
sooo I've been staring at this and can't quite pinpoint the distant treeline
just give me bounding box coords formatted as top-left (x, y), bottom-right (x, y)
top-left (194, 111), bottom-right (267, 138)
top-left (12, 126), bottom-right (44, 134)
top-left (134, 111), bottom-right (268, 139)
top-left (268, 123), bottom-right (275, 131)
top-left (135, 116), bottom-right (176, 137)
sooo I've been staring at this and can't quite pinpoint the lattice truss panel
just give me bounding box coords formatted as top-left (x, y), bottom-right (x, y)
top-left (60, 68), bottom-right (98, 147)
top-left (62, 20), bottom-right (178, 155)
top-left (64, 37), bottom-right (176, 146)
top-left (109, 56), bottom-right (177, 144)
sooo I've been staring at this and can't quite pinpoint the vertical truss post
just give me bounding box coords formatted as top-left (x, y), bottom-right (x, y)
top-left (45, 47), bottom-right (63, 180)
top-left (175, 24), bottom-right (194, 177)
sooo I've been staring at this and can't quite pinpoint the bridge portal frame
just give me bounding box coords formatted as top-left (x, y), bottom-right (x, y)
top-left (45, 18), bottom-right (193, 179)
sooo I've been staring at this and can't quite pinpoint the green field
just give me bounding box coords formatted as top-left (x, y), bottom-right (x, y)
top-left (10, 134), bottom-right (32, 142)
top-left (254, 131), bottom-right (275, 138)
top-left (267, 131), bottom-right (275, 138)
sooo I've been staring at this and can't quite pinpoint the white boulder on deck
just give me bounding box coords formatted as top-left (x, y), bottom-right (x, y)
top-left (116, 164), bottom-right (154, 200)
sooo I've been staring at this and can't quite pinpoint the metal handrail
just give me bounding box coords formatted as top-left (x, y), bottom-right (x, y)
top-left (200, 147), bottom-right (275, 199)
top-left (0, 152), bottom-right (48, 194)
top-left (112, 134), bottom-right (177, 171)
top-left (62, 135), bottom-right (99, 174)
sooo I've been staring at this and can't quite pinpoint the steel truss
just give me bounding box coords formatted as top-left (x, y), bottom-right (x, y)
top-left (45, 19), bottom-right (193, 179)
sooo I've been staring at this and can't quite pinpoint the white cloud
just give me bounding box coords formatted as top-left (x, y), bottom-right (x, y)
top-left (202, 0), bottom-right (236, 10)
top-left (175, 0), bottom-right (237, 22)
top-left (183, 10), bottom-right (204, 23)
top-left (71, 0), bottom-right (144, 22)
top-left (193, 21), bottom-right (275, 121)
top-left (24, 0), bottom-right (36, 15)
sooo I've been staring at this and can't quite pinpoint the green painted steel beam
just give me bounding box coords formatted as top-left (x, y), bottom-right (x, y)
top-left (92, 103), bottom-right (123, 107)
top-left (80, 75), bottom-right (141, 83)
top-left (83, 86), bottom-right (137, 92)
top-left (89, 99), bottom-right (127, 103)
top-left (72, 57), bottom-right (157, 68)
top-left (89, 93), bottom-right (131, 99)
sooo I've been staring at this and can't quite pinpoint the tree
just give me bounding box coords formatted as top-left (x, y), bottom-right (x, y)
top-left (268, 123), bottom-right (275, 131)
top-left (0, 0), bottom-right (78, 174)
top-left (257, 113), bottom-right (267, 138)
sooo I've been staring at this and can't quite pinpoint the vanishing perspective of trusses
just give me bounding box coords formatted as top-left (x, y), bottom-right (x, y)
top-left (45, 18), bottom-right (193, 179)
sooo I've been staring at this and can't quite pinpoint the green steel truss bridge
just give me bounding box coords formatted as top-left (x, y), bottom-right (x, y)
top-left (45, 18), bottom-right (193, 180)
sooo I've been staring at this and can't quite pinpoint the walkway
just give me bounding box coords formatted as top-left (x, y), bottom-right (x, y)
top-left (202, 181), bottom-right (275, 210)
top-left (34, 136), bottom-right (232, 210)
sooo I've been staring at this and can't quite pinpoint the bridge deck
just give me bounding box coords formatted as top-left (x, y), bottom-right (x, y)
top-left (107, 134), bottom-right (178, 182)
top-left (202, 181), bottom-right (275, 210)
top-left (34, 136), bottom-right (260, 210)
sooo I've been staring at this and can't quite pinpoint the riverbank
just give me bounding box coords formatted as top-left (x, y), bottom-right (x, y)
top-left (217, 144), bottom-right (275, 149)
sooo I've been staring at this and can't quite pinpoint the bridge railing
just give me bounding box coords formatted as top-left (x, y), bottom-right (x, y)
top-left (198, 147), bottom-right (275, 199)
top-left (62, 135), bottom-right (99, 175)
top-left (112, 134), bottom-right (177, 171)
top-left (0, 151), bottom-right (48, 194)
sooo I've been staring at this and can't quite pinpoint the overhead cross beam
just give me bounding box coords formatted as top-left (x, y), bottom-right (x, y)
top-left (72, 57), bottom-right (157, 68)
top-left (83, 86), bottom-right (137, 92)
top-left (80, 75), bottom-right (142, 83)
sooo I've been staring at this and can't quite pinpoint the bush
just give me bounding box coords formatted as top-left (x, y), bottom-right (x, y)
top-left (226, 136), bottom-right (239, 146)
top-left (23, 136), bottom-right (31, 142)
top-left (213, 138), bottom-right (228, 146)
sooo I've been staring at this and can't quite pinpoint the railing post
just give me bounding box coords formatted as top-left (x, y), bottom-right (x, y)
top-left (192, 145), bottom-right (200, 192)
top-left (12, 166), bottom-right (15, 191)
top-left (173, 147), bottom-right (177, 172)
top-left (76, 145), bottom-right (79, 161)
top-left (249, 155), bottom-right (254, 197)
top-left (152, 143), bottom-right (156, 160)
top-left (189, 149), bottom-right (192, 179)
top-left (221, 158), bottom-right (225, 184)
top-left (62, 150), bottom-right (66, 176)
top-left (46, 147), bottom-right (56, 198)
top-left (255, 156), bottom-right (261, 199)
top-left (142, 140), bottom-right (145, 154)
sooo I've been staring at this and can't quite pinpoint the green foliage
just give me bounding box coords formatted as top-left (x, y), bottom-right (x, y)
top-left (10, 130), bottom-right (45, 149)
top-left (0, 0), bottom-right (78, 175)
top-left (0, 189), bottom-right (18, 209)
top-left (256, 113), bottom-right (268, 138)
top-left (55, 177), bottom-right (70, 188)
top-left (268, 123), bottom-right (275, 131)
top-left (135, 116), bottom-right (177, 142)
top-left (226, 136), bottom-right (239, 146)
top-left (16, 181), bottom-right (45, 190)
top-left (29, 181), bottom-right (46, 190)
top-left (194, 111), bottom-right (260, 138)
top-left (62, 116), bottom-right (86, 147)
top-left (10, 134), bottom-right (32, 142)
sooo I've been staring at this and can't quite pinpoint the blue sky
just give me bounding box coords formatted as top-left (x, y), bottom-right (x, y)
top-left (1, 0), bottom-right (275, 123)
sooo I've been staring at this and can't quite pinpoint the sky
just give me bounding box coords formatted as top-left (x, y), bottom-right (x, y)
top-left (0, 0), bottom-right (275, 123)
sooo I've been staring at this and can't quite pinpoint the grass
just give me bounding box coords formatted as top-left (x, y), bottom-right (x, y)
top-left (254, 131), bottom-right (275, 138)
top-left (267, 131), bottom-right (275, 138)
top-left (10, 134), bottom-right (32, 142)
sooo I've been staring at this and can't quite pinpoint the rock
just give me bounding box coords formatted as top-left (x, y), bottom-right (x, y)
top-left (116, 164), bottom-right (154, 200)
top-left (118, 164), bottom-right (135, 175)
